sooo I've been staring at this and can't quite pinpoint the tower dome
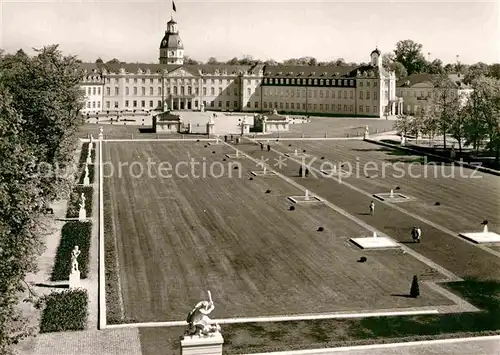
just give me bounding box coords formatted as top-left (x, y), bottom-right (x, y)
top-left (159, 18), bottom-right (184, 64)
top-left (370, 47), bottom-right (381, 67)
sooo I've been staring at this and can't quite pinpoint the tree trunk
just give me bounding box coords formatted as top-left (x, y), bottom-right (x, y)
top-left (443, 132), bottom-right (447, 150)
top-left (458, 137), bottom-right (462, 153)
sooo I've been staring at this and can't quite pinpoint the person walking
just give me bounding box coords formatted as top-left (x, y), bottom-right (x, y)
top-left (369, 201), bottom-right (375, 216)
top-left (260, 142), bottom-right (264, 151)
top-left (415, 227), bottom-right (421, 243)
top-left (267, 144), bottom-right (271, 152)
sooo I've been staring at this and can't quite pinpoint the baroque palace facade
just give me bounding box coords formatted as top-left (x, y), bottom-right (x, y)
top-left (79, 18), bottom-right (403, 118)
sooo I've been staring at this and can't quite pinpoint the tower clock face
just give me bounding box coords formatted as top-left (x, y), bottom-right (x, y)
top-left (162, 39), bottom-right (167, 46)
top-left (178, 40), bottom-right (182, 46)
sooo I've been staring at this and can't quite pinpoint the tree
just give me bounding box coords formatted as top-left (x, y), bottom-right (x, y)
top-left (488, 64), bottom-right (500, 80)
top-left (0, 46), bottom-right (85, 353)
top-left (393, 40), bottom-right (427, 75)
top-left (410, 275), bottom-right (420, 298)
top-left (95, 58), bottom-right (103, 64)
top-left (183, 56), bottom-right (200, 65)
top-left (463, 62), bottom-right (489, 84)
top-left (207, 57), bottom-right (219, 65)
top-left (105, 58), bottom-right (120, 64)
top-left (0, 85), bottom-right (45, 354)
top-left (393, 114), bottom-right (413, 137)
top-left (226, 57), bottom-right (239, 65)
top-left (469, 77), bottom-right (500, 165)
top-left (447, 93), bottom-right (469, 152)
top-left (334, 58), bottom-right (345, 66)
top-left (427, 59), bottom-right (445, 74)
top-left (427, 76), bottom-right (458, 149)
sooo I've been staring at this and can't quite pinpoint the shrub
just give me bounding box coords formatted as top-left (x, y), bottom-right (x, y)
top-left (37, 288), bottom-right (88, 333)
top-left (66, 186), bottom-right (93, 218)
top-left (51, 221), bottom-right (92, 281)
top-left (78, 164), bottom-right (95, 185)
top-left (410, 275), bottom-right (420, 298)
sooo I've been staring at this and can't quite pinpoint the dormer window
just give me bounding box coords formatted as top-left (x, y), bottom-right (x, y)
top-left (299, 72), bottom-right (304, 76)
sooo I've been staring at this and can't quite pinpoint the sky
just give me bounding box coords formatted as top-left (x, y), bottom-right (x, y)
top-left (1, 0), bottom-right (499, 65)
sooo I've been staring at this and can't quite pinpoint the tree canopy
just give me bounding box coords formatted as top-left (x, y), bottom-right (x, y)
top-left (0, 45), bottom-right (85, 354)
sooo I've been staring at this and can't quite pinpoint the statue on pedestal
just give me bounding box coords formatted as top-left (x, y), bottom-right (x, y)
top-left (80, 193), bottom-right (86, 210)
top-left (84, 164), bottom-right (89, 177)
top-left (185, 291), bottom-right (221, 336)
top-left (71, 245), bottom-right (81, 272)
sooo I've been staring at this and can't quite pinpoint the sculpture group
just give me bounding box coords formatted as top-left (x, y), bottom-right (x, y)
top-left (185, 290), bottom-right (221, 337)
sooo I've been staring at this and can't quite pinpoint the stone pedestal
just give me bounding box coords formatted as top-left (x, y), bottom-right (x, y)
top-left (69, 270), bottom-right (80, 289)
top-left (181, 332), bottom-right (223, 355)
top-left (78, 207), bottom-right (86, 221)
top-left (83, 176), bottom-right (90, 186)
top-left (206, 122), bottom-right (215, 135)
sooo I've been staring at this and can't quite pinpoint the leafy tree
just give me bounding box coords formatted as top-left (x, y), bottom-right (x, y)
top-left (427, 59), bottom-right (445, 74)
top-left (0, 46), bottom-right (85, 353)
top-left (444, 63), bottom-right (455, 74)
top-left (393, 114), bottom-right (413, 137)
top-left (393, 40), bottom-right (427, 75)
top-left (105, 58), bottom-right (120, 64)
top-left (0, 45), bottom-right (84, 200)
top-left (95, 58), bottom-right (103, 64)
top-left (226, 57), bottom-right (239, 65)
top-left (469, 77), bottom-right (500, 165)
top-left (463, 62), bottom-right (489, 84)
top-left (183, 55), bottom-right (200, 65)
top-left (489, 64), bottom-right (500, 80)
top-left (264, 59), bottom-right (278, 66)
top-left (0, 85), bottom-right (44, 354)
top-left (334, 58), bottom-right (346, 66)
top-left (447, 93), bottom-right (469, 152)
top-left (427, 76), bottom-right (458, 149)
top-left (207, 57), bottom-right (219, 65)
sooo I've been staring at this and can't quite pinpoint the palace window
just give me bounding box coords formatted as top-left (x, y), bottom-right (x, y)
top-left (247, 102), bottom-right (251, 108)
top-left (319, 104), bottom-right (323, 111)
top-left (350, 80), bottom-right (354, 86)
top-left (374, 92), bottom-right (378, 99)
top-left (374, 82), bottom-right (377, 87)
top-left (92, 87), bottom-right (96, 95)
top-left (308, 79), bottom-right (312, 85)
top-left (338, 80), bottom-right (342, 86)
top-left (133, 87), bottom-right (137, 95)
top-left (314, 79), bottom-right (318, 85)
top-left (291, 103), bottom-right (294, 109)
top-left (373, 106), bottom-right (377, 113)
top-left (350, 91), bottom-right (353, 99)
top-left (302, 103), bottom-right (306, 110)
top-left (313, 90), bottom-right (317, 98)
top-left (325, 90), bottom-right (329, 98)
top-left (126, 78), bottom-right (129, 84)
top-left (134, 78), bottom-right (137, 84)
top-left (98, 87), bottom-right (101, 95)
top-left (366, 91), bottom-right (370, 99)
top-left (325, 104), bottom-right (328, 110)
top-left (150, 79), bottom-right (154, 84)
top-left (264, 102), bottom-right (268, 109)
top-left (114, 101), bottom-right (118, 108)
top-left (359, 91), bottom-right (363, 99)
top-left (125, 100), bottom-right (129, 107)
top-left (286, 79), bottom-right (289, 84)
top-left (234, 101), bottom-right (238, 107)
top-left (320, 79), bottom-right (324, 85)
top-left (181, 87), bottom-right (185, 95)
top-left (320, 90), bottom-right (323, 98)
top-left (218, 101), bottom-right (222, 107)
top-left (106, 87), bottom-right (111, 96)
top-left (142, 87), bottom-right (145, 96)
top-left (344, 91), bottom-right (347, 99)
top-left (285, 102), bottom-right (289, 109)
top-left (219, 79), bottom-right (222, 84)
top-left (211, 79), bottom-right (215, 84)
top-left (133, 100), bottom-right (137, 107)
top-left (203, 88), bottom-right (207, 95)
top-left (291, 79), bottom-right (295, 84)
top-left (234, 88), bottom-right (238, 95)
top-left (114, 78), bottom-right (119, 84)
top-left (366, 82), bottom-right (370, 88)
top-left (173, 87), bottom-right (178, 95)
top-left (326, 79), bottom-right (330, 85)
top-left (350, 105), bottom-right (353, 112)
top-left (218, 88), bottom-right (222, 95)
top-left (280, 102), bottom-right (284, 109)
top-left (359, 105), bottom-right (363, 112)
top-left (188, 86), bottom-right (192, 95)
top-left (106, 101), bottom-right (110, 108)
top-left (150, 87), bottom-right (153, 95)
top-left (158, 87), bottom-right (162, 95)
top-left (254, 102), bottom-right (258, 108)
top-left (226, 101), bottom-right (230, 107)
top-left (158, 100), bottom-right (161, 108)
top-left (366, 105), bottom-right (370, 113)
top-left (211, 87), bottom-right (215, 95)
top-left (337, 104), bottom-right (341, 111)
top-left (343, 80), bottom-right (347, 85)
top-left (125, 87), bottom-right (129, 95)
top-left (211, 101), bottom-right (214, 107)
top-left (92, 101), bottom-right (95, 108)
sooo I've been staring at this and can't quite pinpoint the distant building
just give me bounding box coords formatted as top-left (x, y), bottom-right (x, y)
top-left (396, 73), bottom-right (473, 115)
top-left (79, 16), bottom-right (403, 118)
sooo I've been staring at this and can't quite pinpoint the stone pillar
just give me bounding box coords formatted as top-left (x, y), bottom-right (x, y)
top-left (181, 333), bottom-right (224, 355)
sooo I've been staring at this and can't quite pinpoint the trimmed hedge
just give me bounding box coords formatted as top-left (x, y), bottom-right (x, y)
top-left (51, 221), bottom-right (92, 281)
top-left (78, 142), bottom-right (96, 165)
top-left (78, 163), bottom-right (95, 185)
top-left (37, 288), bottom-right (88, 333)
top-left (66, 186), bottom-right (93, 218)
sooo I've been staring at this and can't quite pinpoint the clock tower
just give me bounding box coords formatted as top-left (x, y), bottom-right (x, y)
top-left (159, 18), bottom-right (184, 64)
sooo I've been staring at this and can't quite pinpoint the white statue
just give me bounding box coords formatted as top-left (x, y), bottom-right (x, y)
top-left (99, 127), bottom-right (103, 135)
top-left (84, 164), bottom-right (89, 177)
top-left (71, 245), bottom-right (81, 272)
top-left (200, 102), bottom-right (205, 112)
top-left (80, 193), bottom-right (86, 209)
top-left (185, 291), bottom-right (221, 336)
top-left (365, 126), bottom-right (369, 135)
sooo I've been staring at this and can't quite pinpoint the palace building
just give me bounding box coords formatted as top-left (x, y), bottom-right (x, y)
top-left (79, 17), bottom-right (404, 118)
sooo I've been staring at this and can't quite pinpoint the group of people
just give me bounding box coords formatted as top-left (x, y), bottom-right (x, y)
top-left (369, 201), bottom-right (422, 243)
